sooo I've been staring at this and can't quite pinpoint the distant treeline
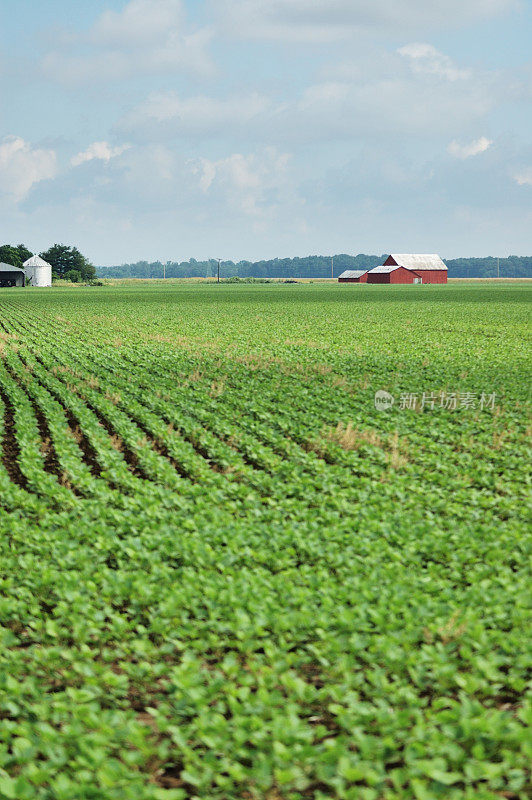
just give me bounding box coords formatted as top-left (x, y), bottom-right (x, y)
top-left (96, 254), bottom-right (532, 280)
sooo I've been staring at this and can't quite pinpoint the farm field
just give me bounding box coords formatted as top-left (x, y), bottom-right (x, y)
top-left (0, 282), bottom-right (530, 800)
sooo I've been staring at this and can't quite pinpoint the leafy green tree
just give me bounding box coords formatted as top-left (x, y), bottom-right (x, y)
top-left (40, 244), bottom-right (96, 281)
top-left (16, 244), bottom-right (33, 264)
top-left (0, 245), bottom-right (23, 269)
top-left (64, 269), bottom-right (82, 283)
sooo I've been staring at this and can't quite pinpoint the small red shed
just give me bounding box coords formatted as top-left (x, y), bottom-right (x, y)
top-left (338, 270), bottom-right (368, 283)
top-left (366, 265), bottom-right (421, 284)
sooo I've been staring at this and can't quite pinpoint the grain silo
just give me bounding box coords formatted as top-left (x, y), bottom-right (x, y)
top-left (23, 255), bottom-right (53, 287)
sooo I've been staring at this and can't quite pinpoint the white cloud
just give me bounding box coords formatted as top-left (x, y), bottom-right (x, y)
top-left (92, 0), bottom-right (184, 46)
top-left (0, 136), bottom-right (57, 202)
top-left (118, 145), bottom-right (178, 201)
top-left (25, 142), bottom-right (300, 237)
top-left (294, 51), bottom-right (494, 139)
top-left (119, 43), bottom-right (495, 146)
top-left (299, 82), bottom-right (351, 108)
top-left (42, 0), bottom-right (212, 84)
top-left (119, 91), bottom-right (273, 137)
top-left (514, 168), bottom-right (532, 185)
top-left (398, 43), bottom-right (470, 81)
top-left (71, 141), bottom-right (131, 167)
top-left (191, 147), bottom-right (292, 216)
top-left (214, 0), bottom-right (518, 41)
top-left (447, 136), bottom-right (493, 158)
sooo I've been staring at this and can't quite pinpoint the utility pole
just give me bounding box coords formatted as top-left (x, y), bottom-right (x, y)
top-left (217, 259), bottom-right (221, 283)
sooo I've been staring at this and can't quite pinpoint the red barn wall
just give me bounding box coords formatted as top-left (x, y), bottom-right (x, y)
top-left (367, 267), bottom-right (416, 284)
top-left (389, 267), bottom-right (418, 284)
top-left (418, 270), bottom-right (447, 284)
top-left (366, 272), bottom-right (390, 283)
top-left (338, 273), bottom-right (370, 283)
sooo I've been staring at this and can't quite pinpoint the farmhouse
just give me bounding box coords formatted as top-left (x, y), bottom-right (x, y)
top-left (0, 262), bottom-right (26, 288)
top-left (23, 255), bottom-right (52, 287)
top-left (366, 254), bottom-right (447, 284)
top-left (338, 270), bottom-right (368, 283)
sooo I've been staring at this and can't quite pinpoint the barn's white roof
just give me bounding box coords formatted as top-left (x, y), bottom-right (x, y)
top-left (23, 255), bottom-right (52, 268)
top-left (338, 270), bottom-right (367, 279)
top-left (367, 265), bottom-right (400, 274)
top-left (0, 262), bottom-right (25, 273)
top-left (388, 254), bottom-right (447, 271)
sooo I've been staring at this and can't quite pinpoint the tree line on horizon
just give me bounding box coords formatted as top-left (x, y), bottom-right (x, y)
top-left (96, 254), bottom-right (532, 280)
top-left (2, 245), bottom-right (529, 281)
top-left (0, 243), bottom-right (96, 282)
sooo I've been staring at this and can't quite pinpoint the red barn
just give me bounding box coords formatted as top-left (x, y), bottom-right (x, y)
top-left (366, 254), bottom-right (448, 284)
top-left (365, 265), bottom-right (421, 284)
top-left (338, 270), bottom-right (368, 283)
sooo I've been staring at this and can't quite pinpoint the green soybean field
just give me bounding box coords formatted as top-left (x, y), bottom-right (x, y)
top-left (0, 282), bottom-right (530, 800)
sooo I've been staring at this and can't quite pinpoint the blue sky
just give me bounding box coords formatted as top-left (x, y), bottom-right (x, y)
top-left (1, 0), bottom-right (531, 264)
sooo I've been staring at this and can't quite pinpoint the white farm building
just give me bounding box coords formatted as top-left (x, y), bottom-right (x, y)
top-left (23, 255), bottom-right (52, 287)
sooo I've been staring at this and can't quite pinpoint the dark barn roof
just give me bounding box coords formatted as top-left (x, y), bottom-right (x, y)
top-left (0, 262), bottom-right (25, 274)
top-left (0, 262), bottom-right (26, 287)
